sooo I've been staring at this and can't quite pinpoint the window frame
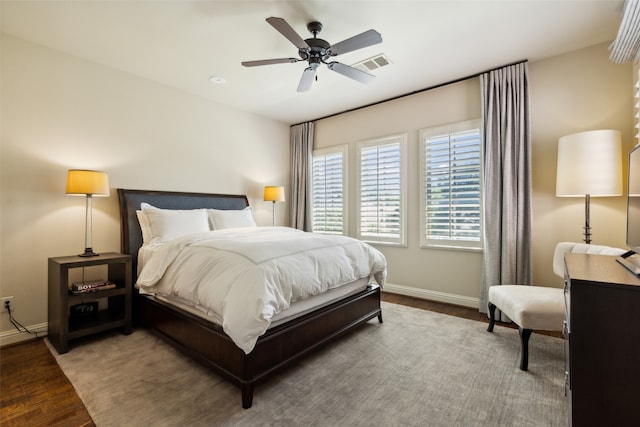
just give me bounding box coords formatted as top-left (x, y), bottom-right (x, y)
top-left (311, 144), bottom-right (349, 235)
top-left (419, 120), bottom-right (483, 251)
top-left (356, 133), bottom-right (407, 246)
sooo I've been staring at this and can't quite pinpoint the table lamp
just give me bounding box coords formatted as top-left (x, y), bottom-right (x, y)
top-left (66, 169), bottom-right (110, 256)
top-left (264, 185), bottom-right (285, 226)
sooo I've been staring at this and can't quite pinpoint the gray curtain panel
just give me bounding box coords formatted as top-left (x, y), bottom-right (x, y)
top-left (479, 62), bottom-right (533, 318)
top-left (290, 122), bottom-right (314, 231)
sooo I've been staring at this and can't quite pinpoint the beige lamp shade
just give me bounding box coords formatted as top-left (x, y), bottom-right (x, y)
top-left (556, 130), bottom-right (623, 197)
top-left (66, 170), bottom-right (110, 196)
top-left (264, 185), bottom-right (285, 202)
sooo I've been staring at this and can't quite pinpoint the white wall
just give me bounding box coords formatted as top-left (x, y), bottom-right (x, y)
top-left (0, 35), bottom-right (290, 345)
top-left (315, 41), bottom-right (633, 306)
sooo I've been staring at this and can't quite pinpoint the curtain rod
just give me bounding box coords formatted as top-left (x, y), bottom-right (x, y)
top-left (293, 59), bottom-right (528, 126)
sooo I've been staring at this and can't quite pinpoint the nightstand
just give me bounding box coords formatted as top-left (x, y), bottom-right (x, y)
top-left (48, 252), bottom-right (132, 354)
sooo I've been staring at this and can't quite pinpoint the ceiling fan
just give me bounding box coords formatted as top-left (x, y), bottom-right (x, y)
top-left (241, 17), bottom-right (383, 92)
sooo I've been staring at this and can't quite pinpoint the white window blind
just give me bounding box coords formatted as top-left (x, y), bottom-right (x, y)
top-left (421, 121), bottom-right (482, 249)
top-left (358, 134), bottom-right (406, 245)
top-left (311, 146), bottom-right (347, 235)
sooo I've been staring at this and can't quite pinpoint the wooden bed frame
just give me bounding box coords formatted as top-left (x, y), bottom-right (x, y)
top-left (117, 189), bottom-right (383, 408)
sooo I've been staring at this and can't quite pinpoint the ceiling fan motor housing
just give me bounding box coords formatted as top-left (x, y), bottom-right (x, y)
top-left (299, 37), bottom-right (331, 63)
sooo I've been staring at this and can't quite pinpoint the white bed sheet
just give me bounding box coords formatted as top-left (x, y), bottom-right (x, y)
top-left (152, 276), bottom-right (371, 328)
top-left (135, 227), bottom-right (386, 353)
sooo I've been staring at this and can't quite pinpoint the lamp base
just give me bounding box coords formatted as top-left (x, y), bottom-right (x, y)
top-left (79, 248), bottom-right (99, 257)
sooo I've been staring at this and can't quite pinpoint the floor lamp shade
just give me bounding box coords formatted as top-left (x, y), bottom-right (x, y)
top-left (556, 130), bottom-right (623, 197)
top-left (556, 130), bottom-right (622, 243)
top-left (66, 170), bottom-right (110, 257)
top-left (264, 186), bottom-right (285, 226)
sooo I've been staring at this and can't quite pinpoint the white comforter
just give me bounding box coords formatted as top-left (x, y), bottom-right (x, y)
top-left (136, 227), bottom-right (386, 353)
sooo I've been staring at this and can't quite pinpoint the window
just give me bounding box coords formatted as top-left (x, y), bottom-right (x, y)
top-left (420, 120), bottom-right (482, 249)
top-left (357, 134), bottom-right (407, 245)
top-left (311, 145), bottom-right (348, 235)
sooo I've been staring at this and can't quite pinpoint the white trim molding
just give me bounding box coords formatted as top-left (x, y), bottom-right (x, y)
top-left (0, 322), bottom-right (48, 347)
top-left (383, 283), bottom-right (480, 309)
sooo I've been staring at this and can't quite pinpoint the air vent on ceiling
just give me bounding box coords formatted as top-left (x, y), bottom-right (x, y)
top-left (351, 53), bottom-right (392, 72)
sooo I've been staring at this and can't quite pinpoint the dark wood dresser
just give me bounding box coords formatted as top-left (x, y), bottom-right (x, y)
top-left (564, 253), bottom-right (640, 426)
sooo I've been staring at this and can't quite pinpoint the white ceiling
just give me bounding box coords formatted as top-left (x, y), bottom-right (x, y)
top-left (0, 0), bottom-right (625, 125)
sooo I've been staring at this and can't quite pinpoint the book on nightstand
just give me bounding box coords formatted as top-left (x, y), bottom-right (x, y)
top-left (69, 280), bottom-right (116, 295)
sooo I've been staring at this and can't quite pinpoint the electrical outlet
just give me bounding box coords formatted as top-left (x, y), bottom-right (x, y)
top-left (1, 297), bottom-right (14, 313)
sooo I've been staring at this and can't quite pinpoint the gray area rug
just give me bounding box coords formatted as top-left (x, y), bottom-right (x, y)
top-left (49, 302), bottom-right (566, 426)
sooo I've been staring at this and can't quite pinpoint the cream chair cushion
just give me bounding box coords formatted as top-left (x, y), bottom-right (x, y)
top-left (488, 285), bottom-right (564, 331)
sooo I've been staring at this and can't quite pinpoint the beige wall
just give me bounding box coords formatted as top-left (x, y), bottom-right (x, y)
top-left (0, 35), bottom-right (290, 345)
top-left (315, 42), bottom-right (634, 306)
top-left (315, 78), bottom-right (484, 307)
top-left (530, 43), bottom-right (634, 287)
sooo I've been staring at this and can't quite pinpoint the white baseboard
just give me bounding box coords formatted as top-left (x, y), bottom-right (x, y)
top-left (383, 283), bottom-right (480, 309)
top-left (0, 322), bottom-right (48, 347)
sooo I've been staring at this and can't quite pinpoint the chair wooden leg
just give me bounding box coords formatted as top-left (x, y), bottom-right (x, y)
top-left (519, 327), bottom-right (532, 371)
top-left (487, 302), bottom-right (496, 332)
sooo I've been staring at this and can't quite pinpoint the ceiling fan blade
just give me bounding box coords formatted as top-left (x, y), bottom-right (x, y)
top-left (327, 62), bottom-right (376, 84)
top-left (241, 58), bottom-right (299, 67)
top-left (266, 17), bottom-right (310, 50)
top-left (328, 29), bottom-right (382, 56)
top-left (297, 67), bottom-right (317, 92)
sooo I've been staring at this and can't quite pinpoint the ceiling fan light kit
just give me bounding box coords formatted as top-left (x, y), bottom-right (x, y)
top-left (241, 17), bottom-right (382, 92)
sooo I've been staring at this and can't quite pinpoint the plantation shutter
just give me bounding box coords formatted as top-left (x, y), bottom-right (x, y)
top-left (424, 128), bottom-right (481, 242)
top-left (360, 141), bottom-right (401, 239)
top-left (312, 151), bottom-right (344, 234)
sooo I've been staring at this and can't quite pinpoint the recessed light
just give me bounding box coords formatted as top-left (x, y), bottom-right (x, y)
top-left (209, 76), bottom-right (226, 85)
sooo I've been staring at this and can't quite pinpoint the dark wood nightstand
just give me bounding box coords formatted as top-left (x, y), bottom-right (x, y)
top-left (48, 252), bottom-right (132, 354)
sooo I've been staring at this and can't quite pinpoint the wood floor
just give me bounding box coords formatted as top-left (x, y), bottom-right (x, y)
top-left (0, 293), bottom-right (498, 426)
top-left (0, 338), bottom-right (94, 426)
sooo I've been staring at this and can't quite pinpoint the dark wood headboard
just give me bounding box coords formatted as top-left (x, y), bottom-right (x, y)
top-left (117, 189), bottom-right (249, 279)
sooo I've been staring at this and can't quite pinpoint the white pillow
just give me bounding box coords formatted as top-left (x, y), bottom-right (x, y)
top-left (136, 210), bottom-right (152, 245)
top-left (141, 203), bottom-right (209, 243)
top-left (208, 206), bottom-right (256, 230)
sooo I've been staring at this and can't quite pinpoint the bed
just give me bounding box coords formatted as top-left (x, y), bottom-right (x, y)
top-left (117, 188), bottom-right (385, 408)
